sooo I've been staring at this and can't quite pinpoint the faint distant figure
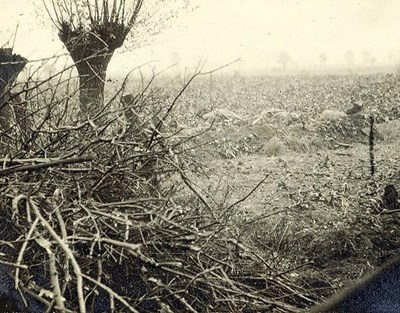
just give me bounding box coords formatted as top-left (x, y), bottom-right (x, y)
top-left (345, 100), bottom-right (363, 115)
top-left (382, 184), bottom-right (400, 210)
top-left (277, 50), bottom-right (292, 70)
top-left (319, 52), bottom-right (327, 69)
top-left (344, 50), bottom-right (355, 69)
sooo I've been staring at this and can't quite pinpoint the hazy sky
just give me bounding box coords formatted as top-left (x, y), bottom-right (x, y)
top-left (1, 0), bottom-right (400, 75)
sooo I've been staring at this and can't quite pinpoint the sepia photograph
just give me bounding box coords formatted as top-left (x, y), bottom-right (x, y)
top-left (1, 1), bottom-right (400, 312)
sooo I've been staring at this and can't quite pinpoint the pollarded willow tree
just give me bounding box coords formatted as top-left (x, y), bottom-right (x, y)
top-left (43, 0), bottom-right (189, 118)
top-left (0, 48), bottom-right (27, 147)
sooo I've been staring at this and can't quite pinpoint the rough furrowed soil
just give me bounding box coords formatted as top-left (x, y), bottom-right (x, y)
top-left (165, 73), bottom-right (400, 305)
top-left (200, 142), bottom-right (398, 218)
top-left (190, 138), bottom-right (400, 301)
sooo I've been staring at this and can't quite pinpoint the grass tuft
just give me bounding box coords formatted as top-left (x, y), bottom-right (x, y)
top-left (262, 136), bottom-right (286, 156)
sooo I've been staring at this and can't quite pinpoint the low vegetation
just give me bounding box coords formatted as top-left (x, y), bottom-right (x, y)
top-left (1, 57), bottom-right (400, 312)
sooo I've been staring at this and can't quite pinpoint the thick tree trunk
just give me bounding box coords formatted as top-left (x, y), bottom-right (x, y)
top-left (0, 48), bottom-right (27, 149)
top-left (58, 23), bottom-right (126, 120)
top-left (74, 54), bottom-right (112, 117)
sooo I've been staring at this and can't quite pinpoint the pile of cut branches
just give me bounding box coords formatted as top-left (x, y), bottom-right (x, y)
top-left (0, 71), bottom-right (310, 312)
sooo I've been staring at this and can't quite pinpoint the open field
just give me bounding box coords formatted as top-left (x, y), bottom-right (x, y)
top-left (2, 70), bottom-right (400, 312)
top-left (162, 73), bottom-right (400, 308)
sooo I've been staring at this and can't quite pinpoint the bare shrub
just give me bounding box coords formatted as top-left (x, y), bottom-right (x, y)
top-left (0, 63), bottom-right (309, 312)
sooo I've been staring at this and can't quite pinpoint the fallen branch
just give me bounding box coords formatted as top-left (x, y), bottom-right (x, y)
top-left (0, 156), bottom-right (92, 176)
